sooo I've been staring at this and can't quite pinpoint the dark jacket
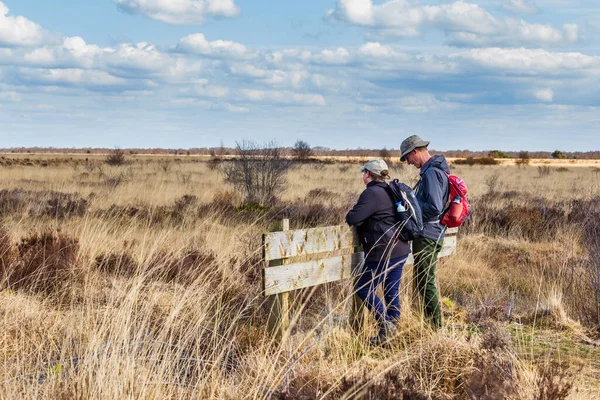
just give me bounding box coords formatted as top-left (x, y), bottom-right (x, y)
top-left (346, 181), bottom-right (411, 264)
top-left (415, 155), bottom-right (450, 242)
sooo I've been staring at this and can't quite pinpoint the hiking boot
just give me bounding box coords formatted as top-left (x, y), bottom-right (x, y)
top-left (369, 321), bottom-right (397, 346)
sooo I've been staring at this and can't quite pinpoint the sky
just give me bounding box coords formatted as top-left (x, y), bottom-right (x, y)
top-left (0, 0), bottom-right (599, 151)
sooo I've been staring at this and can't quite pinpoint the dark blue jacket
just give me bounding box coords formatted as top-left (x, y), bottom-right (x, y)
top-left (415, 155), bottom-right (450, 242)
top-left (346, 181), bottom-right (411, 264)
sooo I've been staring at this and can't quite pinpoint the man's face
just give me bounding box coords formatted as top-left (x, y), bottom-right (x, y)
top-left (405, 150), bottom-right (420, 168)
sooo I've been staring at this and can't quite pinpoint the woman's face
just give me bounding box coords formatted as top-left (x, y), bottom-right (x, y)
top-left (362, 170), bottom-right (371, 186)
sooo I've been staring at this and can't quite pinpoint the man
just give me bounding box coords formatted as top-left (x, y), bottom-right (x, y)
top-left (400, 135), bottom-right (450, 329)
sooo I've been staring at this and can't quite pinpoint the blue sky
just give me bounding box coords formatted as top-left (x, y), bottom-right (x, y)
top-left (0, 0), bottom-right (599, 151)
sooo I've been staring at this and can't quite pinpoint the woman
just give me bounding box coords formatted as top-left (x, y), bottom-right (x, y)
top-left (346, 159), bottom-right (410, 344)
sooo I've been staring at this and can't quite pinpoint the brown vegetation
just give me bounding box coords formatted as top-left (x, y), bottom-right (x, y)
top-left (0, 157), bottom-right (598, 398)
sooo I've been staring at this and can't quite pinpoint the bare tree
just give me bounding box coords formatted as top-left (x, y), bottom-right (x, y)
top-left (222, 140), bottom-right (292, 205)
top-left (291, 140), bottom-right (313, 161)
top-left (105, 147), bottom-right (126, 166)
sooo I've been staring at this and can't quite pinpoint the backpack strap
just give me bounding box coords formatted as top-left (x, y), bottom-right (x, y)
top-left (414, 164), bottom-right (451, 221)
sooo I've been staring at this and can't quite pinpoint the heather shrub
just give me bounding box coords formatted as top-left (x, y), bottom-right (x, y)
top-left (41, 195), bottom-right (88, 219)
top-left (96, 246), bottom-right (218, 286)
top-left (0, 189), bottom-right (29, 216)
top-left (95, 249), bottom-right (139, 277)
top-left (207, 157), bottom-right (223, 171)
top-left (454, 157), bottom-right (499, 166)
top-left (147, 248), bottom-right (217, 284)
top-left (0, 227), bottom-right (17, 284)
top-left (105, 148), bottom-right (127, 166)
top-left (464, 193), bottom-right (566, 242)
top-left (8, 230), bottom-right (80, 293)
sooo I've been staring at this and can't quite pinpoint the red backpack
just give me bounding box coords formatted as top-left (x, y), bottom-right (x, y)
top-left (441, 172), bottom-right (469, 228)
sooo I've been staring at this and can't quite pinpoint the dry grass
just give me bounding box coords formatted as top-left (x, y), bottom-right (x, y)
top-left (0, 156), bottom-right (599, 399)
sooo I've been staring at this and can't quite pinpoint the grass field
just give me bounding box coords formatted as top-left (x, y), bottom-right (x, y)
top-left (0, 154), bottom-right (599, 399)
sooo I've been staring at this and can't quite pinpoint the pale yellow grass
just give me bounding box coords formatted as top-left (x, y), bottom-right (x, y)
top-left (0, 156), bottom-right (598, 399)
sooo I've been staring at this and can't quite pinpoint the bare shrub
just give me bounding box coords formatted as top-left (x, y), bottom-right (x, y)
top-left (103, 175), bottom-right (125, 188)
top-left (516, 151), bottom-right (531, 167)
top-left (557, 167), bottom-right (569, 173)
top-left (484, 172), bottom-right (500, 194)
top-left (275, 370), bottom-right (428, 399)
top-left (176, 172), bottom-right (192, 184)
top-left (83, 158), bottom-right (97, 172)
top-left (291, 140), bottom-right (313, 161)
top-left (537, 166), bottom-right (552, 178)
top-left (156, 159), bottom-right (173, 174)
top-left (536, 361), bottom-right (579, 400)
top-left (467, 325), bottom-right (519, 399)
top-left (103, 169), bottom-right (135, 188)
top-left (222, 140), bottom-right (291, 205)
top-left (8, 230), bottom-right (80, 293)
top-left (105, 148), bottom-right (126, 166)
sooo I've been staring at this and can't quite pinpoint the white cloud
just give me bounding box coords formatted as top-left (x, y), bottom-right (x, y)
top-left (532, 88), bottom-right (553, 101)
top-left (176, 33), bottom-right (252, 59)
top-left (458, 48), bottom-right (600, 75)
top-left (191, 84), bottom-right (229, 98)
top-left (328, 0), bottom-right (578, 47)
top-left (223, 103), bottom-right (249, 112)
top-left (114, 0), bottom-right (240, 25)
top-left (106, 42), bottom-right (171, 74)
top-left (172, 97), bottom-right (248, 112)
top-left (503, 0), bottom-right (539, 14)
top-left (23, 37), bottom-right (104, 68)
top-left (313, 48), bottom-right (352, 65)
top-left (240, 89), bottom-right (326, 106)
top-left (230, 63), bottom-right (309, 88)
top-left (358, 42), bottom-right (395, 58)
top-left (0, 1), bottom-right (44, 47)
top-left (165, 58), bottom-right (204, 84)
top-left (229, 63), bottom-right (269, 78)
top-left (0, 90), bottom-right (19, 102)
top-left (18, 67), bottom-right (137, 90)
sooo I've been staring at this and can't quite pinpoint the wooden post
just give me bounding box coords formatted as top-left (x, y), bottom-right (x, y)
top-left (267, 219), bottom-right (291, 338)
top-left (349, 246), bottom-right (366, 335)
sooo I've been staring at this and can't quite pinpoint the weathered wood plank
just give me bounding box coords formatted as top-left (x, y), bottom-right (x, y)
top-left (404, 235), bottom-right (456, 265)
top-left (264, 226), bottom-right (458, 262)
top-left (263, 225), bottom-right (357, 262)
top-left (263, 253), bottom-right (363, 296)
top-left (264, 235), bottom-right (457, 295)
